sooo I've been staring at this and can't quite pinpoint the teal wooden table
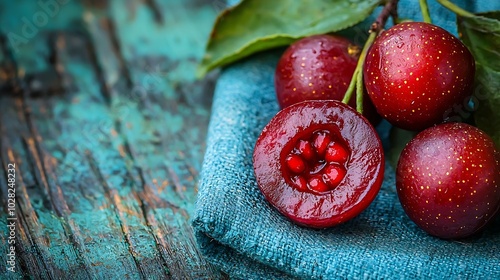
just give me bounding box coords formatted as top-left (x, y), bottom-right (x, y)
top-left (0, 0), bottom-right (226, 278)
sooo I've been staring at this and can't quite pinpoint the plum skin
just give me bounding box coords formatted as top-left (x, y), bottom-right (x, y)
top-left (364, 22), bottom-right (475, 131)
top-left (396, 123), bottom-right (500, 239)
top-left (275, 34), bottom-right (380, 124)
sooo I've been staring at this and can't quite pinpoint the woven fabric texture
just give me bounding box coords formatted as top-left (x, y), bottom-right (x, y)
top-left (192, 1), bottom-right (500, 279)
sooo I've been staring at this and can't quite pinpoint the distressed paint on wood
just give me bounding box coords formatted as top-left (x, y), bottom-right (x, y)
top-left (0, 0), bottom-right (225, 278)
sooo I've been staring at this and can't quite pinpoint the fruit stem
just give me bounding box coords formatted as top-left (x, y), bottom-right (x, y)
top-left (341, 68), bottom-right (358, 105)
top-left (342, 0), bottom-right (399, 114)
top-left (436, 0), bottom-right (475, 18)
top-left (371, 0), bottom-right (399, 34)
top-left (419, 0), bottom-right (432, 23)
top-left (356, 68), bottom-right (364, 114)
top-left (354, 32), bottom-right (377, 113)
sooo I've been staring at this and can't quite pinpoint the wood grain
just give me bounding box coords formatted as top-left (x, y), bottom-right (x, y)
top-left (0, 0), bottom-right (225, 278)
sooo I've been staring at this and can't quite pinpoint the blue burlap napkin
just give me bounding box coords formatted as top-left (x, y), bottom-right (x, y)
top-left (192, 1), bottom-right (500, 279)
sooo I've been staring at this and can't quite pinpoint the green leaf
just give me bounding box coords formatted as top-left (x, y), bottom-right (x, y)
top-left (458, 12), bottom-right (500, 71)
top-left (470, 63), bottom-right (500, 147)
top-left (197, 0), bottom-right (383, 77)
top-left (457, 12), bottom-right (500, 147)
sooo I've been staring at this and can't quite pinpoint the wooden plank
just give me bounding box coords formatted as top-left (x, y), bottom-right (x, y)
top-left (1, 0), bottom-right (225, 278)
top-left (82, 0), bottom-right (223, 277)
top-left (83, 0), bottom-right (223, 278)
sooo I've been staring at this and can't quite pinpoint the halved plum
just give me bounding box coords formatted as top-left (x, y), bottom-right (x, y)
top-left (253, 100), bottom-right (385, 228)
